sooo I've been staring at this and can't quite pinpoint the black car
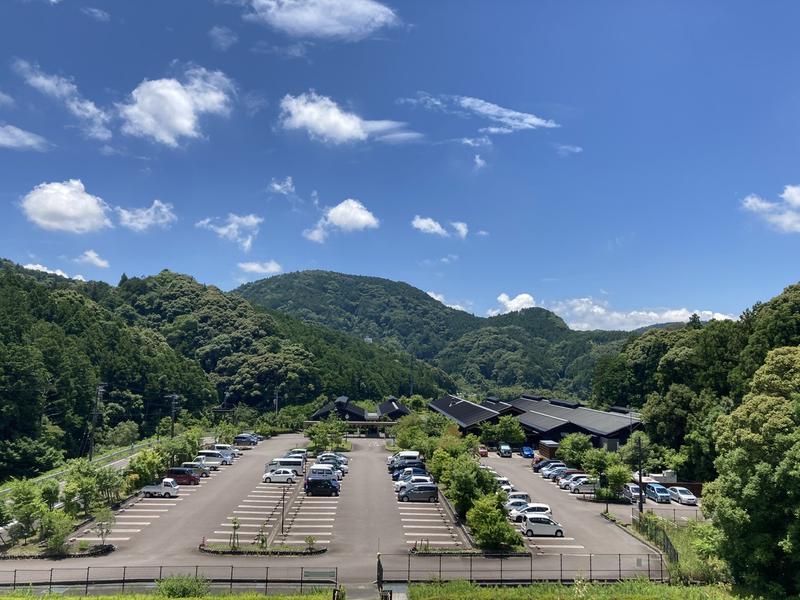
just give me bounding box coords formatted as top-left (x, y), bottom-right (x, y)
top-left (391, 466), bottom-right (428, 481)
top-left (305, 477), bottom-right (340, 497)
top-left (390, 459), bottom-right (425, 473)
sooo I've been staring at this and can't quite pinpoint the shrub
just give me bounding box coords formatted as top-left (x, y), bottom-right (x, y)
top-left (39, 479), bottom-right (61, 510)
top-left (156, 575), bottom-right (210, 597)
top-left (555, 433), bottom-right (592, 467)
top-left (39, 509), bottom-right (73, 554)
top-left (466, 494), bottom-right (522, 552)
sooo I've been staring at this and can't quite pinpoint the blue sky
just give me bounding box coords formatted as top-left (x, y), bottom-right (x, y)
top-left (1, 0), bottom-right (799, 329)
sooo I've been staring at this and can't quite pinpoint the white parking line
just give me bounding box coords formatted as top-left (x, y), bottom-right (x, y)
top-left (403, 532), bottom-right (453, 537)
top-left (110, 529), bottom-right (141, 533)
top-left (405, 540), bottom-right (460, 545)
top-left (242, 500), bottom-right (275, 504)
top-left (238, 504), bottom-right (274, 509)
top-left (234, 510), bottom-right (271, 515)
top-left (137, 503), bottom-right (176, 506)
top-left (219, 523), bottom-right (271, 528)
top-left (531, 544), bottom-right (585, 549)
top-left (403, 525), bottom-right (449, 529)
top-left (292, 518), bottom-right (335, 521)
top-left (81, 537), bottom-right (130, 541)
top-left (123, 508), bottom-right (168, 512)
top-left (287, 525), bottom-right (333, 528)
top-left (110, 521), bottom-right (150, 525)
top-left (401, 519), bottom-right (443, 522)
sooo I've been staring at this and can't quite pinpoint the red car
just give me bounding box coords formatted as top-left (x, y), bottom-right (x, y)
top-left (478, 445), bottom-right (488, 457)
top-left (167, 467), bottom-right (200, 486)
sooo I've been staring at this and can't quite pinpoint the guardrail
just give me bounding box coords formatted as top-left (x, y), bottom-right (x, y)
top-left (376, 552), bottom-right (666, 586)
top-left (0, 565), bottom-right (338, 595)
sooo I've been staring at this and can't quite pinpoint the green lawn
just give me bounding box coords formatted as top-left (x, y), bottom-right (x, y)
top-left (408, 581), bottom-right (760, 600)
top-left (0, 594), bottom-right (330, 600)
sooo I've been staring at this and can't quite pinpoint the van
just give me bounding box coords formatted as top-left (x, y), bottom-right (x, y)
top-left (198, 450), bottom-right (231, 466)
top-left (521, 515), bottom-right (565, 538)
top-left (307, 464), bottom-right (340, 480)
top-left (214, 443), bottom-right (241, 458)
top-left (181, 462), bottom-right (210, 478)
top-left (266, 457), bottom-right (304, 475)
top-left (166, 467), bottom-right (200, 486)
top-left (398, 483), bottom-right (438, 503)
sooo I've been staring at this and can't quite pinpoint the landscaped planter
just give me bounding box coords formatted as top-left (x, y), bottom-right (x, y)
top-left (198, 544), bottom-right (327, 556)
top-left (0, 544), bottom-right (115, 560)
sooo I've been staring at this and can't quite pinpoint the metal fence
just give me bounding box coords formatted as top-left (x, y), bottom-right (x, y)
top-left (632, 514), bottom-right (679, 564)
top-left (634, 506), bottom-right (705, 524)
top-left (0, 565), bottom-right (338, 596)
top-left (376, 552), bottom-right (666, 586)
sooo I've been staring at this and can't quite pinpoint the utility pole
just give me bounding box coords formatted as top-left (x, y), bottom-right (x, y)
top-left (88, 383), bottom-right (106, 461)
top-left (637, 435), bottom-right (644, 514)
top-left (167, 394), bottom-right (180, 438)
top-left (274, 389), bottom-right (279, 416)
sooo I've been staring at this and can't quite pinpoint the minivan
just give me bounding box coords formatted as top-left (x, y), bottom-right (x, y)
top-left (387, 450), bottom-right (419, 466)
top-left (181, 462), bottom-right (210, 477)
top-left (645, 483), bottom-right (672, 504)
top-left (198, 450), bottom-right (231, 466)
top-left (214, 443), bottom-right (242, 458)
top-left (166, 467), bottom-right (200, 486)
top-left (622, 483), bottom-right (642, 504)
top-left (307, 464), bottom-right (340, 480)
top-left (398, 483), bottom-right (438, 503)
top-left (521, 515), bottom-right (565, 538)
top-left (305, 478), bottom-right (340, 497)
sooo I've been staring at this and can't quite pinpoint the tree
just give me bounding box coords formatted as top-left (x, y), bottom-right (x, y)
top-left (427, 448), bottom-right (454, 485)
top-left (556, 433), bottom-right (593, 467)
top-left (704, 346), bottom-right (800, 595)
top-left (7, 478), bottom-right (45, 540)
top-left (617, 431), bottom-right (665, 473)
top-left (39, 478), bottom-right (61, 510)
top-left (39, 509), bottom-right (73, 554)
top-left (106, 420), bottom-right (139, 447)
top-left (93, 507), bottom-right (115, 545)
top-left (124, 447), bottom-right (166, 490)
top-left (466, 494), bottom-right (522, 551)
top-left (95, 466), bottom-right (123, 504)
top-left (61, 459), bottom-right (100, 517)
top-left (447, 456), bottom-right (497, 518)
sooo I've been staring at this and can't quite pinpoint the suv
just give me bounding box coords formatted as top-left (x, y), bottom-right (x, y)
top-left (498, 443), bottom-right (512, 457)
top-left (398, 483), bottom-right (438, 503)
top-left (305, 478), bottom-right (340, 496)
top-left (622, 483), bottom-right (642, 504)
top-left (166, 467), bottom-right (200, 486)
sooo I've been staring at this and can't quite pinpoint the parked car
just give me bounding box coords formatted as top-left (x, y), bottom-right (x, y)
top-left (395, 476), bottom-right (434, 493)
top-left (622, 483), bottom-right (642, 504)
top-left (307, 464), bottom-right (341, 480)
top-left (214, 443), bottom-right (242, 458)
top-left (570, 478), bottom-right (597, 494)
top-left (509, 503), bottom-right (552, 522)
top-left (493, 476), bottom-right (511, 487)
top-left (507, 491), bottom-right (531, 503)
top-left (521, 446), bottom-right (534, 458)
top-left (181, 462), bottom-right (210, 478)
top-left (391, 463), bottom-right (426, 479)
top-left (305, 477), bottom-right (340, 497)
top-left (503, 499), bottom-right (530, 512)
top-left (521, 515), bottom-right (565, 538)
top-left (499, 484), bottom-right (515, 494)
top-left (234, 434), bottom-right (258, 446)
top-left (546, 466), bottom-right (569, 481)
top-left (166, 467), bottom-right (200, 486)
top-left (532, 459), bottom-right (558, 473)
top-left (193, 455), bottom-right (221, 470)
top-left (262, 468), bottom-right (297, 484)
top-left (540, 463), bottom-right (566, 478)
top-left (398, 483), bottom-right (439, 503)
top-left (645, 483), bottom-right (672, 504)
top-left (197, 450), bottom-right (231, 466)
top-left (555, 469), bottom-right (583, 483)
top-left (668, 486), bottom-right (698, 505)
top-left (387, 451), bottom-right (420, 469)
top-left (142, 478), bottom-right (180, 498)
top-left (478, 445), bottom-right (488, 457)
top-left (319, 452), bottom-right (349, 466)
top-left (498, 443), bottom-right (512, 457)
top-left (561, 474), bottom-right (587, 490)
top-left (316, 456), bottom-right (349, 474)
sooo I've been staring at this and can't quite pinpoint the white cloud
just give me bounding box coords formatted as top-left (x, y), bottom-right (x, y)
top-left (0, 90), bottom-right (13, 107)
top-left (304, 198), bottom-right (379, 243)
top-left (13, 59), bottom-right (112, 140)
top-left (119, 67), bottom-right (234, 147)
top-left (487, 292), bottom-right (537, 316)
top-left (116, 199), bottom-right (177, 232)
top-left (23, 263), bottom-right (69, 278)
top-left (251, 40), bottom-right (311, 59)
top-left (412, 215), bottom-right (448, 237)
top-left (73, 274), bottom-right (86, 281)
top-left (243, 0), bottom-right (398, 40)
top-left (555, 143), bottom-right (583, 157)
top-left (81, 7), bottom-right (110, 21)
top-left (279, 91), bottom-right (418, 144)
top-left (461, 136), bottom-right (491, 147)
top-left (451, 221), bottom-right (468, 239)
top-left (269, 176), bottom-right (295, 195)
top-left (196, 213), bottom-right (262, 251)
top-left (427, 291), bottom-right (467, 312)
top-left (473, 154), bottom-right (486, 169)
top-left (742, 185), bottom-right (800, 233)
top-left (0, 124), bottom-right (48, 151)
top-left (242, 91), bottom-right (268, 116)
top-left (476, 229), bottom-right (489, 236)
top-left (21, 179), bottom-right (112, 233)
top-left (209, 25), bottom-right (238, 50)
top-left (75, 249), bottom-right (109, 268)
top-left (238, 260), bottom-right (282, 275)
top-left (547, 297), bottom-right (734, 331)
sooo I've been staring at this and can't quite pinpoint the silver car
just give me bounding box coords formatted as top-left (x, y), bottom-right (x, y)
top-left (668, 486), bottom-right (697, 505)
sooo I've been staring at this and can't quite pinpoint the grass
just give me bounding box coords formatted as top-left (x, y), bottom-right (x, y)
top-left (0, 594), bottom-right (330, 600)
top-left (408, 580), bottom-right (762, 600)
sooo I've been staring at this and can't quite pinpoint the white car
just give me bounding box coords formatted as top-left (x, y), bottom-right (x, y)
top-left (499, 484), bottom-right (516, 494)
top-left (521, 515), bottom-right (565, 538)
top-left (395, 476), bottom-right (433, 493)
top-left (558, 473), bottom-right (586, 489)
top-left (503, 499), bottom-right (529, 512)
top-left (570, 479), bottom-right (597, 494)
top-left (319, 452), bottom-right (349, 465)
top-left (262, 468), bottom-right (297, 484)
top-left (509, 503), bottom-right (552, 522)
top-left (540, 463), bottom-right (566, 477)
top-left (507, 491), bottom-right (531, 503)
top-left (668, 486), bottom-right (698, 505)
top-left (493, 476), bottom-right (511, 486)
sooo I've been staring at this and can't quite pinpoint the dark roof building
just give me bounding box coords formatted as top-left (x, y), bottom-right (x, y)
top-left (310, 395), bottom-right (367, 421)
top-left (480, 398), bottom-right (516, 416)
top-left (377, 397), bottom-right (411, 421)
top-left (428, 394), bottom-right (499, 432)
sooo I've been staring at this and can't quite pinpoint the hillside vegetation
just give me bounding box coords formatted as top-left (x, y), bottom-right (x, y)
top-left (236, 270), bottom-right (629, 398)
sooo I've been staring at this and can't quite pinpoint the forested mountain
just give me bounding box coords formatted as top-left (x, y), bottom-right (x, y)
top-left (236, 270), bottom-right (630, 398)
top-left (0, 262), bottom-right (453, 480)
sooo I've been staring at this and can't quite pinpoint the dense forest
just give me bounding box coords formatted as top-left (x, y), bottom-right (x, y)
top-left (236, 270), bottom-right (630, 398)
top-left (0, 261), bottom-right (453, 480)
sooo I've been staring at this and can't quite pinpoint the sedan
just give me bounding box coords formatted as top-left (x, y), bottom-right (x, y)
top-left (546, 467), bottom-right (569, 481)
top-left (540, 463), bottom-right (566, 477)
top-left (521, 446), bottom-right (534, 458)
top-left (262, 468), bottom-right (296, 484)
top-left (668, 486), bottom-right (698, 505)
top-left (503, 498), bottom-right (530, 512)
top-left (558, 473), bottom-right (586, 489)
top-left (394, 475), bottom-right (433, 492)
top-left (509, 503), bottom-right (552, 522)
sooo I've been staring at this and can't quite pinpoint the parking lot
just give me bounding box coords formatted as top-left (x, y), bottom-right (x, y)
top-left (480, 452), bottom-right (661, 557)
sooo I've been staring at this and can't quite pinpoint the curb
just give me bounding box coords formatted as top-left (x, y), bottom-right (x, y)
top-left (198, 544), bottom-right (327, 556)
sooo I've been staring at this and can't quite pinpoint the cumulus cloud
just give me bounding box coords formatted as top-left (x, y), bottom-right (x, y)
top-left (461, 136), bottom-right (491, 147)
top-left (209, 25), bottom-right (238, 50)
top-left (238, 260), bottom-right (282, 275)
top-left (742, 185), bottom-right (800, 233)
top-left (75, 249), bottom-right (109, 268)
top-left (119, 67), bottom-right (234, 147)
top-left (243, 0), bottom-right (398, 40)
top-left (13, 59), bottom-right (112, 140)
top-left (411, 215), bottom-right (448, 237)
top-left (81, 7), bottom-right (110, 21)
top-left (279, 91), bottom-right (419, 144)
top-left (451, 221), bottom-right (468, 239)
top-left (473, 154), bottom-right (486, 169)
top-left (196, 213), bottom-right (263, 251)
top-left (403, 91), bottom-right (558, 135)
top-left (269, 176), bottom-right (295, 195)
top-left (117, 199), bottom-right (177, 232)
top-left (427, 291), bottom-right (467, 312)
top-left (0, 124), bottom-right (49, 151)
top-left (487, 292), bottom-right (536, 316)
top-left (304, 198), bottom-right (378, 243)
top-left (548, 297), bottom-right (734, 331)
top-left (21, 179), bottom-right (112, 233)
top-left (24, 263), bottom-right (69, 278)
top-left (555, 143), bottom-right (583, 157)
